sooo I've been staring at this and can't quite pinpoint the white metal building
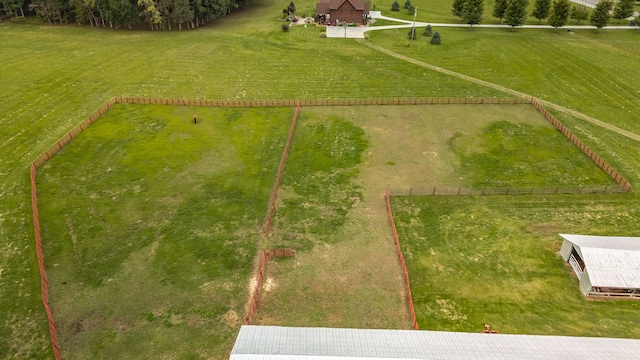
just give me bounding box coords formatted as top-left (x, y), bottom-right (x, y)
top-left (231, 325), bottom-right (640, 360)
top-left (559, 233), bottom-right (640, 298)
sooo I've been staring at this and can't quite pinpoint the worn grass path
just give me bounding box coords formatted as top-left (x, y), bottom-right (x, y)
top-left (358, 40), bottom-right (640, 143)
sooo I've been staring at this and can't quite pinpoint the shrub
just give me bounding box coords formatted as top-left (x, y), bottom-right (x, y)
top-left (423, 24), bottom-right (433, 36)
top-left (282, 23), bottom-right (290, 31)
top-left (408, 27), bottom-right (417, 39)
top-left (430, 31), bottom-right (441, 44)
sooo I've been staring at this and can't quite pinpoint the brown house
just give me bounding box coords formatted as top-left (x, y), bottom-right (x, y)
top-left (316, 0), bottom-right (370, 25)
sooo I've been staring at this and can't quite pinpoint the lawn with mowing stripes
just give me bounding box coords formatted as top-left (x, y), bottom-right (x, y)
top-left (367, 27), bottom-right (640, 135)
top-left (36, 104), bottom-right (291, 358)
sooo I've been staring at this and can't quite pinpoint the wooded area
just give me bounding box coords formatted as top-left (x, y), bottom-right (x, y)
top-left (0, 0), bottom-right (253, 29)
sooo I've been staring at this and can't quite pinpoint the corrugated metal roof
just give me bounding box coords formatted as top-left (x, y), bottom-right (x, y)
top-left (231, 326), bottom-right (640, 360)
top-left (559, 234), bottom-right (640, 288)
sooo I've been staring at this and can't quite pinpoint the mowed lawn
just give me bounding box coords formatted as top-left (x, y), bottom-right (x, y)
top-left (36, 104), bottom-right (291, 358)
top-left (371, 0), bottom-right (638, 25)
top-left (1, 0), bottom-right (640, 357)
top-left (391, 194), bottom-right (640, 337)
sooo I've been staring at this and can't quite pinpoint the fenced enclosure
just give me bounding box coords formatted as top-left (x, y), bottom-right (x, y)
top-left (387, 185), bottom-right (629, 197)
top-left (530, 99), bottom-right (631, 193)
top-left (29, 95), bottom-right (633, 358)
top-left (385, 189), bottom-right (419, 330)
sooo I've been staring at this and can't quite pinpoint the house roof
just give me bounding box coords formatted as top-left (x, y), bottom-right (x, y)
top-left (316, 0), bottom-right (330, 14)
top-left (231, 325), bottom-right (640, 360)
top-left (560, 234), bottom-right (640, 288)
top-left (316, 0), bottom-right (370, 14)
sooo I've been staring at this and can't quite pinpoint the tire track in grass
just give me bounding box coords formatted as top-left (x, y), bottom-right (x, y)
top-left (357, 40), bottom-right (640, 142)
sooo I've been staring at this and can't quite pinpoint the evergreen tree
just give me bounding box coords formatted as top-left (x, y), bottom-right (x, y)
top-left (423, 24), bottom-right (433, 36)
top-left (391, 0), bottom-right (400, 11)
top-left (287, 1), bottom-right (295, 14)
top-left (548, 0), bottom-right (570, 31)
top-left (531, 0), bottom-right (551, 24)
top-left (407, 4), bottom-right (415, 14)
top-left (451, 0), bottom-right (465, 18)
top-left (461, 0), bottom-right (483, 26)
top-left (612, 0), bottom-right (634, 24)
top-left (570, 5), bottom-right (589, 24)
top-left (504, 0), bottom-right (529, 30)
top-left (404, 0), bottom-right (411, 8)
top-left (590, 0), bottom-right (612, 31)
top-left (430, 31), bottom-right (441, 44)
top-left (408, 26), bottom-right (416, 39)
top-left (492, 0), bottom-right (507, 23)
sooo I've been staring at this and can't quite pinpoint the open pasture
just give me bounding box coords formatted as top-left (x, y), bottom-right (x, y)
top-left (257, 102), bottom-right (614, 328)
top-left (36, 104), bottom-right (292, 358)
top-left (391, 194), bottom-right (640, 337)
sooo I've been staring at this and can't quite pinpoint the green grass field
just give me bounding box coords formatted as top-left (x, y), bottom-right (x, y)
top-left (36, 104), bottom-right (291, 358)
top-left (1, 0), bottom-right (640, 357)
top-left (256, 103), bottom-right (619, 329)
top-left (372, 0), bottom-right (638, 25)
top-left (391, 194), bottom-right (640, 336)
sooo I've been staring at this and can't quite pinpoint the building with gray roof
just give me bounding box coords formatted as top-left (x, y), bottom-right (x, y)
top-left (231, 325), bottom-right (640, 360)
top-left (559, 233), bottom-right (640, 298)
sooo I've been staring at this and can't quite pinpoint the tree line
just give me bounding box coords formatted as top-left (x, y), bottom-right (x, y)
top-left (451, 0), bottom-right (637, 31)
top-left (0, 0), bottom-right (254, 29)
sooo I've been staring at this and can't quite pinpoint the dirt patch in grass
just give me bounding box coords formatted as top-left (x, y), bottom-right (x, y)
top-left (258, 109), bottom-right (410, 329)
top-left (316, 104), bottom-right (598, 189)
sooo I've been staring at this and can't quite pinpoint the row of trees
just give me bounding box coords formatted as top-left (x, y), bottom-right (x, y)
top-left (0, 0), bottom-right (253, 29)
top-left (452, 0), bottom-right (637, 31)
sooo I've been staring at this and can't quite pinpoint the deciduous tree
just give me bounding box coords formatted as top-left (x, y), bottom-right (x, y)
top-left (172, 0), bottom-right (194, 29)
top-left (590, 0), bottom-right (612, 32)
top-left (492, 0), bottom-right (507, 23)
top-left (548, 0), bottom-right (570, 31)
top-left (531, 0), bottom-right (550, 24)
top-left (612, 0), bottom-right (634, 24)
top-left (138, 0), bottom-right (162, 29)
top-left (451, 0), bottom-right (464, 18)
top-left (504, 0), bottom-right (528, 30)
top-left (570, 5), bottom-right (589, 24)
top-left (1, 0), bottom-right (26, 17)
top-left (461, 0), bottom-right (483, 27)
